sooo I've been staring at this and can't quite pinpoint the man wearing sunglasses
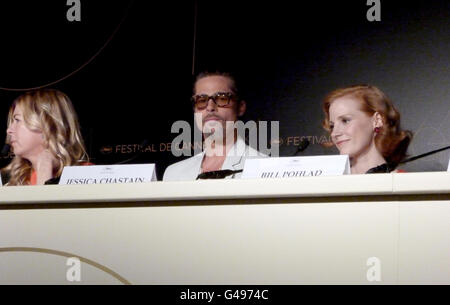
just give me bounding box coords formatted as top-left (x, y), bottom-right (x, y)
top-left (163, 71), bottom-right (266, 181)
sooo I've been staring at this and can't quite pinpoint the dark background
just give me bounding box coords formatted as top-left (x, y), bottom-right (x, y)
top-left (0, 0), bottom-right (449, 179)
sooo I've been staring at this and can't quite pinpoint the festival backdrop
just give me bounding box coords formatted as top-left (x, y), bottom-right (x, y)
top-left (0, 0), bottom-right (449, 179)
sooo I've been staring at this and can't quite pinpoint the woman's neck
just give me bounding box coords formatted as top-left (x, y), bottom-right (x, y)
top-left (350, 147), bottom-right (387, 174)
top-left (27, 154), bottom-right (56, 185)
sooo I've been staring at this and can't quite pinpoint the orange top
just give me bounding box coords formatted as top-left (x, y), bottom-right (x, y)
top-left (30, 170), bottom-right (37, 185)
top-left (29, 162), bottom-right (94, 185)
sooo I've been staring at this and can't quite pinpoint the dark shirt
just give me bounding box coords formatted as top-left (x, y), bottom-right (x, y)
top-left (365, 163), bottom-right (396, 174)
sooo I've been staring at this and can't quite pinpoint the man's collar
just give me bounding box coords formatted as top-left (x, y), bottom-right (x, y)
top-left (198, 136), bottom-right (247, 170)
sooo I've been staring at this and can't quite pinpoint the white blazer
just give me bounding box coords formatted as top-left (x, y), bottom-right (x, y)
top-left (163, 137), bottom-right (267, 181)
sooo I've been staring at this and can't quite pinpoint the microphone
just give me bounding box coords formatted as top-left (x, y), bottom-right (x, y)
top-left (196, 169), bottom-right (243, 180)
top-left (292, 138), bottom-right (310, 156)
top-left (398, 145), bottom-right (450, 165)
top-left (368, 144), bottom-right (450, 173)
top-left (1, 144), bottom-right (10, 157)
top-left (115, 139), bottom-right (149, 165)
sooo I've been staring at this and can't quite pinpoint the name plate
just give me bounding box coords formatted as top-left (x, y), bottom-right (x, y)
top-left (241, 155), bottom-right (350, 179)
top-left (59, 164), bottom-right (157, 185)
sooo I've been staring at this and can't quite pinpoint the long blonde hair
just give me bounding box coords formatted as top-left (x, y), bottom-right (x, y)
top-left (2, 89), bottom-right (89, 185)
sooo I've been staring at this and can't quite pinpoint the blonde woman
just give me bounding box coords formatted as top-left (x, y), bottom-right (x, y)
top-left (1, 89), bottom-right (89, 185)
top-left (322, 85), bottom-right (412, 174)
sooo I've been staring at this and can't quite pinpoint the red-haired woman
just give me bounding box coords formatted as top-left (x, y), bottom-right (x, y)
top-left (322, 85), bottom-right (412, 174)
